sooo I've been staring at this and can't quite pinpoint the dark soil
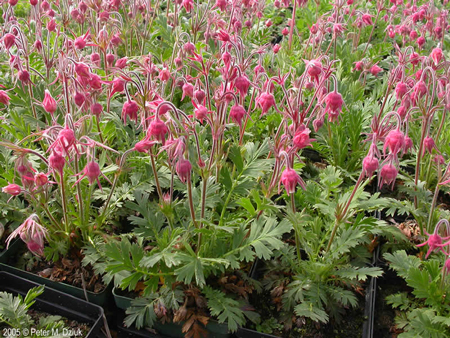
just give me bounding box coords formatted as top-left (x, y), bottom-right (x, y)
top-left (10, 247), bottom-right (106, 293)
top-left (28, 309), bottom-right (91, 336)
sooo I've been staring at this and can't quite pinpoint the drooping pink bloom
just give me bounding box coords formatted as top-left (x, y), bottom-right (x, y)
top-left (122, 100), bottom-right (139, 124)
top-left (194, 90), bottom-right (206, 104)
top-left (370, 64), bottom-right (382, 76)
top-left (293, 125), bottom-right (314, 149)
top-left (110, 78), bottom-right (125, 97)
top-left (182, 82), bottom-right (194, 100)
top-left (48, 151), bottom-right (65, 173)
top-left (74, 92), bottom-right (85, 107)
top-left (18, 70), bottom-right (30, 84)
top-left (423, 136), bottom-right (437, 154)
top-left (182, 0), bottom-right (193, 12)
top-left (91, 103), bottom-right (103, 116)
top-left (280, 168), bottom-right (305, 195)
top-left (176, 159), bottom-right (192, 183)
top-left (416, 36), bottom-right (425, 48)
top-left (395, 82), bottom-right (408, 100)
top-left (234, 75), bottom-right (251, 96)
top-left (324, 91), bottom-right (344, 122)
top-left (430, 47), bottom-right (443, 65)
top-left (195, 105), bottom-right (208, 123)
top-left (362, 155), bottom-right (379, 178)
top-left (383, 129), bottom-right (405, 155)
top-left (362, 13), bottom-right (374, 26)
top-left (134, 139), bottom-right (156, 153)
top-left (34, 173), bottom-right (49, 187)
top-left (417, 220), bottom-right (450, 259)
top-left (379, 163), bottom-right (398, 189)
top-left (74, 161), bottom-right (108, 189)
top-left (47, 18), bottom-right (56, 32)
top-left (147, 118), bottom-right (169, 145)
top-left (115, 57), bottom-right (128, 69)
top-left (0, 90), bottom-right (10, 105)
top-left (3, 33), bottom-right (15, 49)
top-left (2, 183), bottom-right (21, 196)
top-left (230, 104), bottom-right (246, 126)
top-left (256, 92), bottom-right (276, 116)
top-left (6, 214), bottom-right (48, 256)
top-left (159, 68), bottom-right (171, 82)
top-left (42, 90), bottom-right (57, 115)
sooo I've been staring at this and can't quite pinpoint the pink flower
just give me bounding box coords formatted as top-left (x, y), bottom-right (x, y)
top-left (383, 129), bottom-right (405, 155)
top-left (34, 173), bottom-right (49, 187)
top-left (379, 163), bottom-right (398, 189)
top-left (280, 168), bottom-right (305, 195)
top-left (122, 100), bottom-right (139, 124)
top-left (430, 47), bottom-right (443, 65)
top-left (362, 156), bottom-right (379, 178)
top-left (423, 136), bottom-right (437, 155)
top-left (282, 27), bottom-right (289, 36)
top-left (194, 90), bottom-right (206, 104)
top-left (48, 151), bottom-right (65, 173)
top-left (159, 68), bottom-right (171, 82)
top-left (134, 139), bottom-right (156, 153)
top-left (195, 105), bottom-right (208, 123)
top-left (230, 104), bottom-right (246, 126)
top-left (324, 91), bottom-right (344, 122)
top-left (42, 90), bottom-right (57, 115)
top-left (110, 78), bottom-right (125, 98)
top-left (183, 42), bottom-right (195, 55)
top-left (354, 61), bottom-right (363, 71)
top-left (147, 118), bottom-right (169, 145)
top-left (176, 159), bottom-right (192, 183)
top-left (182, 82), bottom-right (194, 100)
top-left (293, 125), bottom-right (314, 149)
top-left (18, 70), bottom-right (30, 84)
top-left (417, 36), bottom-right (425, 48)
top-left (47, 18), bottom-right (56, 32)
top-left (74, 161), bottom-right (103, 188)
top-left (91, 103), bottom-right (103, 116)
top-left (370, 64), bottom-right (382, 76)
top-left (256, 92), bottom-right (276, 116)
top-left (417, 220), bottom-right (450, 259)
top-left (48, 127), bottom-right (77, 155)
top-left (3, 33), bottom-right (15, 49)
top-left (0, 90), bottom-right (10, 105)
top-left (6, 214), bottom-right (48, 256)
top-left (2, 183), bottom-right (21, 196)
top-left (234, 75), bottom-right (251, 96)
top-left (182, 0), bottom-right (193, 12)
top-left (74, 36), bottom-right (87, 49)
top-left (115, 57), bottom-right (128, 69)
top-left (362, 13), bottom-right (374, 26)
top-left (395, 82), bottom-right (408, 100)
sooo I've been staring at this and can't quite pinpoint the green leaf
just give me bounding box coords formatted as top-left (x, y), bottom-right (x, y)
top-left (294, 302), bottom-right (329, 323)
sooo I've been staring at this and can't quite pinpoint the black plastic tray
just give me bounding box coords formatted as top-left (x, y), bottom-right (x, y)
top-left (0, 271), bottom-right (104, 338)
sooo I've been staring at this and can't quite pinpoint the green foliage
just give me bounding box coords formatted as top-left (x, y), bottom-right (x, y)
top-left (384, 251), bottom-right (450, 337)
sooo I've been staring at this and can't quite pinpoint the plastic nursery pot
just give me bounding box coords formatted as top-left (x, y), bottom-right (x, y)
top-left (0, 237), bottom-right (20, 264)
top-left (113, 287), bottom-right (230, 338)
top-left (0, 271), bottom-right (104, 338)
top-left (0, 242), bottom-right (112, 306)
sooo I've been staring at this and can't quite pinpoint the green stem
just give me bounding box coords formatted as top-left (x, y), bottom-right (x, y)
top-left (59, 171), bottom-right (69, 234)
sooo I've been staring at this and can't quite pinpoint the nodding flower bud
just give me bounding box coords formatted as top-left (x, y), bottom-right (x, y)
top-left (409, 52), bottom-right (420, 65)
top-left (6, 214), bottom-right (48, 256)
top-left (110, 78), bottom-right (125, 97)
top-left (324, 91), bottom-right (344, 122)
top-left (281, 168), bottom-right (305, 195)
top-left (111, 33), bottom-right (122, 47)
top-left (106, 54), bottom-right (115, 66)
top-left (256, 92), bottom-right (276, 116)
top-left (134, 139), bottom-right (155, 153)
top-left (84, 161), bottom-right (101, 185)
top-left (91, 103), bottom-right (103, 116)
top-left (361, 13), bottom-right (373, 26)
top-left (74, 92), bottom-right (85, 107)
top-left (48, 151), bottom-right (65, 172)
top-left (293, 125), bottom-right (314, 149)
top-left (379, 163), bottom-right (398, 189)
top-left (273, 44), bottom-right (281, 54)
top-left (416, 36), bottom-right (425, 48)
top-left (34, 173), bottom-right (48, 187)
top-left (2, 183), bottom-right (21, 196)
top-left (398, 105), bottom-right (407, 119)
top-left (122, 100), bottom-right (139, 124)
top-left (42, 90), bottom-right (57, 114)
top-left (115, 57), bottom-right (128, 69)
top-left (183, 42), bottom-right (195, 55)
top-left (354, 61), bottom-right (363, 71)
top-left (282, 27), bottom-right (289, 36)
top-left (47, 18), bottom-right (56, 32)
top-left (234, 75), bottom-right (250, 96)
top-left (370, 64), bottom-right (382, 76)
top-left (430, 47), bottom-right (443, 65)
top-left (395, 82), bottom-right (408, 100)
top-left (74, 36), bottom-right (86, 49)
top-left (0, 90), bottom-right (11, 105)
top-left (176, 159), bottom-right (192, 183)
top-left (74, 62), bottom-right (91, 79)
top-left (230, 104), bottom-right (246, 126)
top-left (90, 52), bottom-right (100, 65)
top-left (89, 74), bottom-right (102, 90)
top-left (147, 118), bottom-right (169, 144)
top-left (195, 105), bottom-right (208, 122)
top-left (194, 89), bottom-right (206, 104)
top-left (412, 80), bottom-right (427, 102)
top-left (383, 129), bottom-right (405, 155)
top-left (182, 82), bottom-right (194, 100)
top-left (18, 70), bottom-right (30, 84)
top-left (57, 127), bottom-right (76, 154)
top-left (3, 33), bottom-right (15, 49)
top-left (423, 136), bottom-right (436, 154)
top-left (409, 30), bottom-right (418, 40)
top-left (222, 51), bottom-right (231, 68)
top-left (362, 155), bottom-right (379, 177)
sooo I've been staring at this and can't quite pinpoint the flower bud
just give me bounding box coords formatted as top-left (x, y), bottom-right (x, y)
top-left (2, 183), bottom-right (21, 196)
top-left (42, 90), bottom-right (57, 114)
top-left (176, 159), bottom-right (192, 183)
